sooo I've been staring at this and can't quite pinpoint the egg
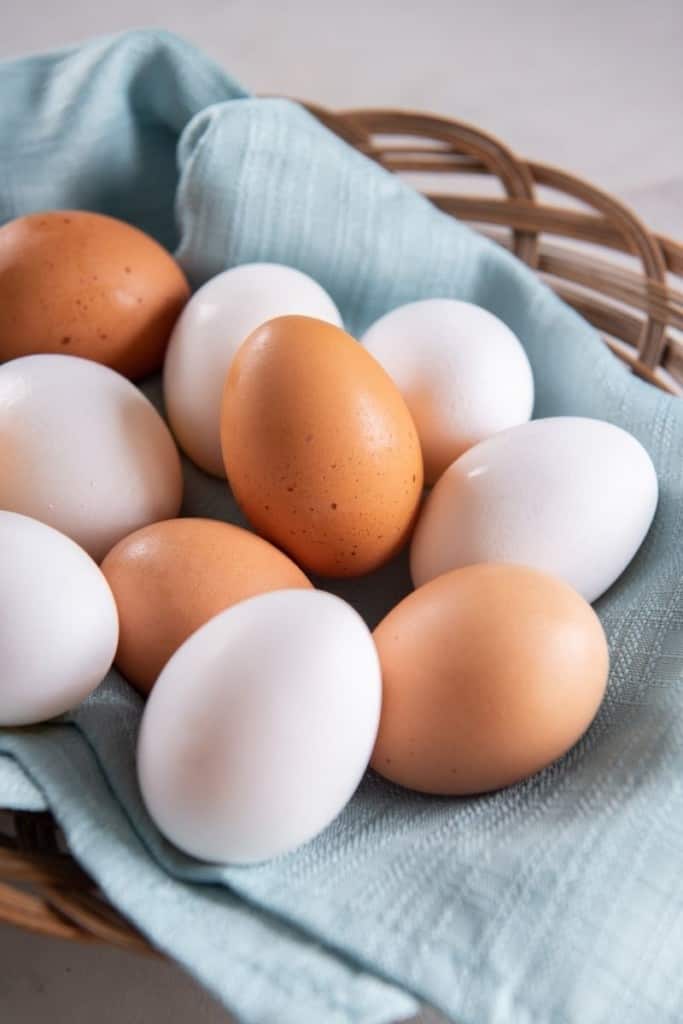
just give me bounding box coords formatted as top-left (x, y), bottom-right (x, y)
top-left (0, 210), bottom-right (189, 379)
top-left (163, 264), bottom-right (342, 476)
top-left (411, 416), bottom-right (658, 602)
top-left (0, 354), bottom-right (183, 561)
top-left (362, 299), bottom-right (534, 483)
top-left (221, 315), bottom-right (423, 577)
top-left (371, 563), bottom-right (609, 795)
top-left (101, 517), bottom-right (311, 694)
top-left (0, 511), bottom-right (118, 726)
top-left (137, 589), bottom-right (381, 863)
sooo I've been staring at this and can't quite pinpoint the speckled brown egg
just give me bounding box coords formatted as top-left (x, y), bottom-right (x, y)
top-left (221, 315), bottom-right (424, 577)
top-left (0, 211), bottom-right (189, 379)
top-left (371, 563), bottom-right (609, 795)
top-left (101, 517), bottom-right (311, 695)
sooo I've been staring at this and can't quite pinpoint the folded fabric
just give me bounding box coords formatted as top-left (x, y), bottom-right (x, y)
top-left (0, 755), bottom-right (45, 811)
top-left (1, 28), bottom-right (682, 1024)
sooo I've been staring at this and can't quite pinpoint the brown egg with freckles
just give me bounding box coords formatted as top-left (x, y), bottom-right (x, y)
top-left (101, 518), bottom-right (311, 695)
top-left (221, 315), bottom-right (424, 577)
top-left (371, 563), bottom-right (609, 795)
top-left (0, 210), bottom-right (189, 379)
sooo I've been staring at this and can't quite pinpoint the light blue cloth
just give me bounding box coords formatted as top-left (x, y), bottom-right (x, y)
top-left (1, 28), bottom-right (682, 1024)
top-left (0, 754), bottom-right (45, 811)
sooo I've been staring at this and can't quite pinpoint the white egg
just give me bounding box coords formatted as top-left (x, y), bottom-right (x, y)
top-left (163, 263), bottom-right (342, 477)
top-left (410, 416), bottom-right (658, 603)
top-left (362, 299), bottom-right (534, 483)
top-left (0, 511), bottom-right (118, 726)
top-left (0, 354), bottom-right (183, 561)
top-left (138, 589), bottom-right (381, 864)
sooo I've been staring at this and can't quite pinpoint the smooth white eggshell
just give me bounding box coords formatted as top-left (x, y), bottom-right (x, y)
top-left (410, 416), bottom-right (658, 603)
top-left (362, 299), bottom-right (534, 483)
top-left (137, 589), bottom-right (381, 864)
top-left (0, 354), bottom-right (183, 561)
top-left (163, 263), bottom-right (342, 476)
top-left (0, 511), bottom-right (118, 725)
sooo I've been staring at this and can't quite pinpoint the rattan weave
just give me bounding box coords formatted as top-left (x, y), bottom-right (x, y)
top-left (1, 104), bottom-right (681, 951)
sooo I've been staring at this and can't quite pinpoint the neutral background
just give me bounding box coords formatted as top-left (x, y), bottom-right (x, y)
top-left (1, 2), bottom-right (682, 1021)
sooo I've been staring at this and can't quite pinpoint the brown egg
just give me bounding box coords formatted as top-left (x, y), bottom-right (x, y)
top-left (101, 517), bottom-right (311, 695)
top-left (221, 315), bottom-right (423, 577)
top-left (371, 563), bottom-right (609, 795)
top-left (0, 211), bottom-right (189, 379)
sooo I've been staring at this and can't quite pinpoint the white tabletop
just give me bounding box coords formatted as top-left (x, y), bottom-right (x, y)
top-left (1, 2), bottom-right (681, 1021)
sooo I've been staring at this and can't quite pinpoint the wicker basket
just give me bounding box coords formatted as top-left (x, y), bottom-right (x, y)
top-left (1, 104), bottom-right (682, 954)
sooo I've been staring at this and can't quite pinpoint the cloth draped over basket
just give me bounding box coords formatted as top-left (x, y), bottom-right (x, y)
top-left (1, 29), bottom-right (682, 1024)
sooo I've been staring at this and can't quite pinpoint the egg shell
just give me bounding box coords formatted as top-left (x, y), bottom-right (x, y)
top-left (0, 354), bottom-right (183, 561)
top-left (362, 298), bottom-right (534, 483)
top-left (163, 263), bottom-right (342, 477)
top-left (372, 563), bottom-right (609, 795)
top-left (137, 588), bottom-right (381, 863)
top-left (221, 315), bottom-right (424, 577)
top-left (0, 210), bottom-right (189, 379)
top-left (410, 416), bottom-right (658, 603)
top-left (101, 517), bottom-right (312, 694)
top-left (0, 511), bottom-right (118, 726)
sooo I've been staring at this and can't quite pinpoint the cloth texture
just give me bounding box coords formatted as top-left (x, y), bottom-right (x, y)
top-left (1, 28), bottom-right (682, 1024)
